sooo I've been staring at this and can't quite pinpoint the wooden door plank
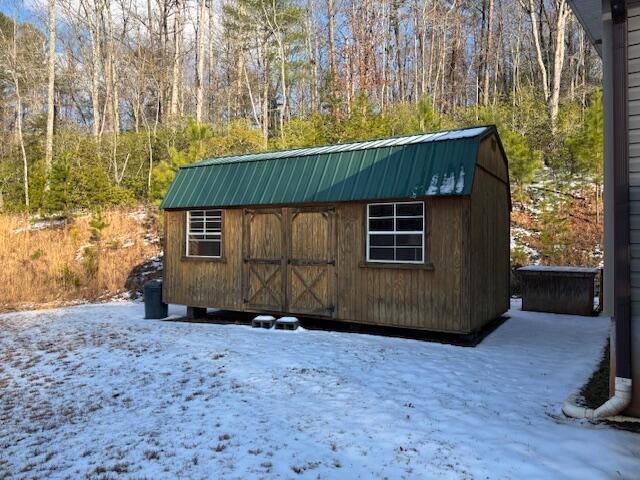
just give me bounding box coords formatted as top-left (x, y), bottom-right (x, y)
top-left (287, 207), bottom-right (336, 316)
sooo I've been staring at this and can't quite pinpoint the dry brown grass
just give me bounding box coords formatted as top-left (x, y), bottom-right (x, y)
top-left (0, 208), bottom-right (161, 311)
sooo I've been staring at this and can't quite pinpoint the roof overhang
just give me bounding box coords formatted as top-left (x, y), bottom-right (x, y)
top-left (567, 0), bottom-right (603, 56)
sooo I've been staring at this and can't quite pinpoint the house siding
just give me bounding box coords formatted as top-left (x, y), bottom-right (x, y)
top-left (627, 2), bottom-right (640, 416)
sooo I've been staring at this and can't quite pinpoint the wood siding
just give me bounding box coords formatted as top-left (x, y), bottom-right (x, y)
top-left (287, 208), bottom-right (337, 317)
top-left (627, 4), bottom-right (640, 415)
top-left (164, 209), bottom-right (244, 310)
top-left (243, 209), bottom-right (286, 311)
top-left (164, 198), bottom-right (470, 332)
top-left (468, 135), bottom-right (511, 332)
top-left (335, 198), bottom-right (467, 332)
top-left (476, 133), bottom-right (509, 184)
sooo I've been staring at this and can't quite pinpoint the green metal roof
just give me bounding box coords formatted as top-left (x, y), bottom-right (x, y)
top-left (160, 125), bottom-right (497, 209)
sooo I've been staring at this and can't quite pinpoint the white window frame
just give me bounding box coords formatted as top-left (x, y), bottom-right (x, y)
top-left (185, 209), bottom-right (223, 258)
top-left (366, 201), bottom-right (425, 264)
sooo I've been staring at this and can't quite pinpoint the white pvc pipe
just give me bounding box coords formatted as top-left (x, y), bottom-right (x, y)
top-left (562, 377), bottom-right (632, 420)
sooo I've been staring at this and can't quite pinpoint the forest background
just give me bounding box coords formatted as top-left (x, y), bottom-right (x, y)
top-left (0, 0), bottom-right (605, 306)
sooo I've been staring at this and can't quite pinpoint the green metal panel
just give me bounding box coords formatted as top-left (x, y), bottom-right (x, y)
top-left (161, 126), bottom-right (496, 209)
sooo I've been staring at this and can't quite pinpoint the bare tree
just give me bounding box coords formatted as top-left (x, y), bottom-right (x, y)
top-left (521, 0), bottom-right (570, 128)
top-left (327, 0), bottom-right (337, 91)
top-left (208, 0), bottom-right (216, 122)
top-left (170, 0), bottom-right (183, 119)
top-left (44, 0), bottom-right (56, 192)
top-left (549, 0), bottom-right (570, 127)
top-left (0, 17), bottom-right (30, 208)
top-left (482, 0), bottom-right (495, 106)
top-left (195, 0), bottom-right (206, 122)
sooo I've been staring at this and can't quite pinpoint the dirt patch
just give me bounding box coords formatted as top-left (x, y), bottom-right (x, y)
top-left (580, 342), bottom-right (611, 409)
top-left (579, 342), bottom-right (640, 433)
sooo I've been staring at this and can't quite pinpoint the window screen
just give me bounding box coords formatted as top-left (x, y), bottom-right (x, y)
top-left (186, 210), bottom-right (222, 258)
top-left (367, 202), bottom-right (424, 263)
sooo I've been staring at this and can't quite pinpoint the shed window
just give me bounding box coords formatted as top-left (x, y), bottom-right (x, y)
top-left (366, 202), bottom-right (424, 263)
top-left (186, 210), bottom-right (222, 257)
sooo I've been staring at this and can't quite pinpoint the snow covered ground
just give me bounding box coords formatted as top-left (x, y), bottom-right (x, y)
top-left (0, 300), bottom-right (638, 479)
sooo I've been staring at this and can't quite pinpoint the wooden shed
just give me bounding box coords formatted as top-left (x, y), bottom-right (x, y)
top-left (160, 125), bottom-right (511, 335)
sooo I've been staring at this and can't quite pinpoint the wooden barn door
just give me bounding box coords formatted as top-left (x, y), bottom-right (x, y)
top-left (287, 207), bottom-right (336, 317)
top-left (243, 209), bottom-right (285, 311)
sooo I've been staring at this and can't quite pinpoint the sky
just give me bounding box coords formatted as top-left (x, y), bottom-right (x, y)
top-left (0, 0), bottom-right (42, 26)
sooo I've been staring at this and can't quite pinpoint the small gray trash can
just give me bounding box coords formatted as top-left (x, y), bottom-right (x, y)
top-left (144, 280), bottom-right (168, 319)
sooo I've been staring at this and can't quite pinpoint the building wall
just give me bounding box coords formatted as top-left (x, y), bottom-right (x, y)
top-left (626, 1), bottom-right (640, 416)
top-left (164, 198), bottom-right (472, 333)
top-left (163, 208), bottom-right (244, 310)
top-left (602, 1), bottom-right (615, 317)
top-left (468, 135), bottom-right (511, 332)
top-left (335, 198), bottom-right (469, 332)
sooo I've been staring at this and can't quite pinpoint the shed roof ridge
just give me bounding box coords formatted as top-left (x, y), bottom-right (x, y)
top-left (183, 125), bottom-right (496, 170)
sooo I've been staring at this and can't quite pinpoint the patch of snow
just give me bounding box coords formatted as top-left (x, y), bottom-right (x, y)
top-left (144, 233), bottom-right (160, 245)
top-left (426, 174), bottom-right (439, 195)
top-left (276, 316), bottom-right (299, 323)
top-left (455, 166), bottom-right (465, 194)
top-left (438, 171), bottom-right (456, 194)
top-left (75, 243), bottom-right (93, 261)
top-left (14, 218), bottom-right (66, 233)
top-left (254, 315), bottom-right (275, 321)
top-left (128, 210), bottom-right (148, 222)
top-left (510, 228), bottom-right (540, 264)
top-left (511, 226), bottom-right (533, 237)
top-left (0, 301), bottom-right (636, 479)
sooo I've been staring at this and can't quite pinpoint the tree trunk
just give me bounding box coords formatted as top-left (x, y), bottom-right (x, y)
top-left (381, 0), bottom-right (388, 109)
top-left (242, 56), bottom-right (261, 128)
top-left (327, 0), bottom-right (337, 102)
top-left (44, 0), bottom-right (56, 192)
top-left (525, 0), bottom-right (550, 101)
top-left (262, 1), bottom-right (287, 138)
top-left (262, 52), bottom-right (269, 146)
top-left (278, 36), bottom-right (287, 137)
top-left (482, 0), bottom-right (494, 106)
top-left (170, 0), bottom-right (182, 119)
top-left (391, 0), bottom-right (404, 102)
top-left (82, 0), bottom-right (102, 139)
top-left (305, 5), bottom-right (318, 114)
top-left (11, 18), bottom-right (29, 210)
top-left (103, 1), bottom-right (120, 180)
top-left (549, 0), bottom-right (569, 129)
top-left (208, 0), bottom-right (215, 123)
top-left (195, 0), bottom-right (206, 122)
top-left (412, 0), bottom-right (422, 102)
top-left (16, 89), bottom-right (29, 210)
top-left (426, 4), bottom-right (436, 97)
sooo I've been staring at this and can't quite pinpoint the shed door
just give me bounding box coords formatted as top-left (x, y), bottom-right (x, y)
top-left (287, 208), bottom-right (336, 317)
top-left (243, 209), bottom-right (285, 311)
